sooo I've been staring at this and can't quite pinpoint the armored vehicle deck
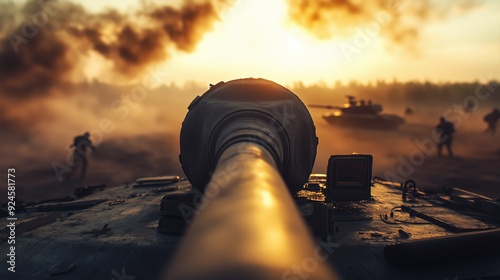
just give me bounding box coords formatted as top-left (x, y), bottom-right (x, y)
top-left (2, 176), bottom-right (499, 280)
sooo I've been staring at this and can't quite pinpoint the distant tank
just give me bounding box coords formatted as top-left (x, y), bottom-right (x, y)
top-left (310, 95), bottom-right (405, 130)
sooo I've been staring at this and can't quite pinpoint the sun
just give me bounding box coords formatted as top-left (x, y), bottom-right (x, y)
top-left (286, 37), bottom-right (303, 52)
top-left (163, 0), bottom-right (351, 85)
top-left (77, 0), bottom-right (500, 85)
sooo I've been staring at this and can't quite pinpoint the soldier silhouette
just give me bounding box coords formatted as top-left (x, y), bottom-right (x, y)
top-left (484, 108), bottom-right (500, 135)
top-left (67, 132), bottom-right (96, 179)
top-left (464, 100), bottom-right (475, 113)
top-left (435, 117), bottom-right (455, 157)
top-left (404, 107), bottom-right (414, 116)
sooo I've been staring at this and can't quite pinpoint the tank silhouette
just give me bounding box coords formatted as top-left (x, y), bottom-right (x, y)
top-left (2, 79), bottom-right (500, 280)
top-left (310, 95), bottom-right (405, 130)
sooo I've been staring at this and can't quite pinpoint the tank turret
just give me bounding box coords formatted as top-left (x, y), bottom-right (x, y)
top-left (310, 96), bottom-right (405, 130)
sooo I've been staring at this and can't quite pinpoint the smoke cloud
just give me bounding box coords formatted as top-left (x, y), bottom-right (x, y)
top-left (0, 0), bottom-right (229, 202)
top-left (0, 0), bottom-right (224, 99)
top-left (285, 0), bottom-right (482, 50)
top-left (0, 0), bottom-right (226, 130)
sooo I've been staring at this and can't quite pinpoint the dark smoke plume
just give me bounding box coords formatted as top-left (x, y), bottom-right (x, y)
top-left (0, 0), bottom-right (227, 130)
top-left (286, 0), bottom-right (482, 50)
top-left (0, 0), bottom-right (223, 95)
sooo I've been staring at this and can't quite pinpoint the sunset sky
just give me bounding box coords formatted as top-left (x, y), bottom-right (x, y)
top-left (77, 0), bottom-right (500, 86)
top-left (1, 0), bottom-right (498, 88)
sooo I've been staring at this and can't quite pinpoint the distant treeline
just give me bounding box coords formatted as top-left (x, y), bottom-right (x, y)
top-left (292, 80), bottom-right (500, 108)
top-left (78, 79), bottom-right (500, 110)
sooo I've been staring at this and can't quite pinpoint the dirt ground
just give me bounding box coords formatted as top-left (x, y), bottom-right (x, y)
top-left (8, 117), bottom-right (500, 204)
top-left (312, 112), bottom-right (500, 199)
top-left (3, 90), bottom-right (500, 203)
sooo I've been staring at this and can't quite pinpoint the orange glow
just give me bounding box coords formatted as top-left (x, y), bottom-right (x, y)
top-left (68, 0), bottom-right (500, 85)
top-left (260, 190), bottom-right (274, 207)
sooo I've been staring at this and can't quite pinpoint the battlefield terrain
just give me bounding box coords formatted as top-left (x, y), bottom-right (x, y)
top-left (2, 80), bottom-right (500, 203)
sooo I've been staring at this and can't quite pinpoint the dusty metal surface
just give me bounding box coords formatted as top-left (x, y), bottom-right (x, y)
top-left (1, 180), bottom-right (182, 280)
top-left (308, 182), bottom-right (500, 280)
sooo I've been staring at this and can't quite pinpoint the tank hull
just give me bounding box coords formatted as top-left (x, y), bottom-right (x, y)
top-left (323, 113), bottom-right (405, 130)
top-left (2, 177), bottom-right (500, 280)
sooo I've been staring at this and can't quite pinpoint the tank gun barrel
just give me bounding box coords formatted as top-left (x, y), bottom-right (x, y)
top-left (309, 104), bottom-right (343, 110)
top-left (165, 78), bottom-right (337, 279)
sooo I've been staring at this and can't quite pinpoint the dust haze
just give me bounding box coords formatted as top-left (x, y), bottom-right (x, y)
top-left (297, 81), bottom-right (500, 199)
top-left (0, 82), bottom-right (199, 202)
top-left (2, 79), bottom-right (500, 203)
